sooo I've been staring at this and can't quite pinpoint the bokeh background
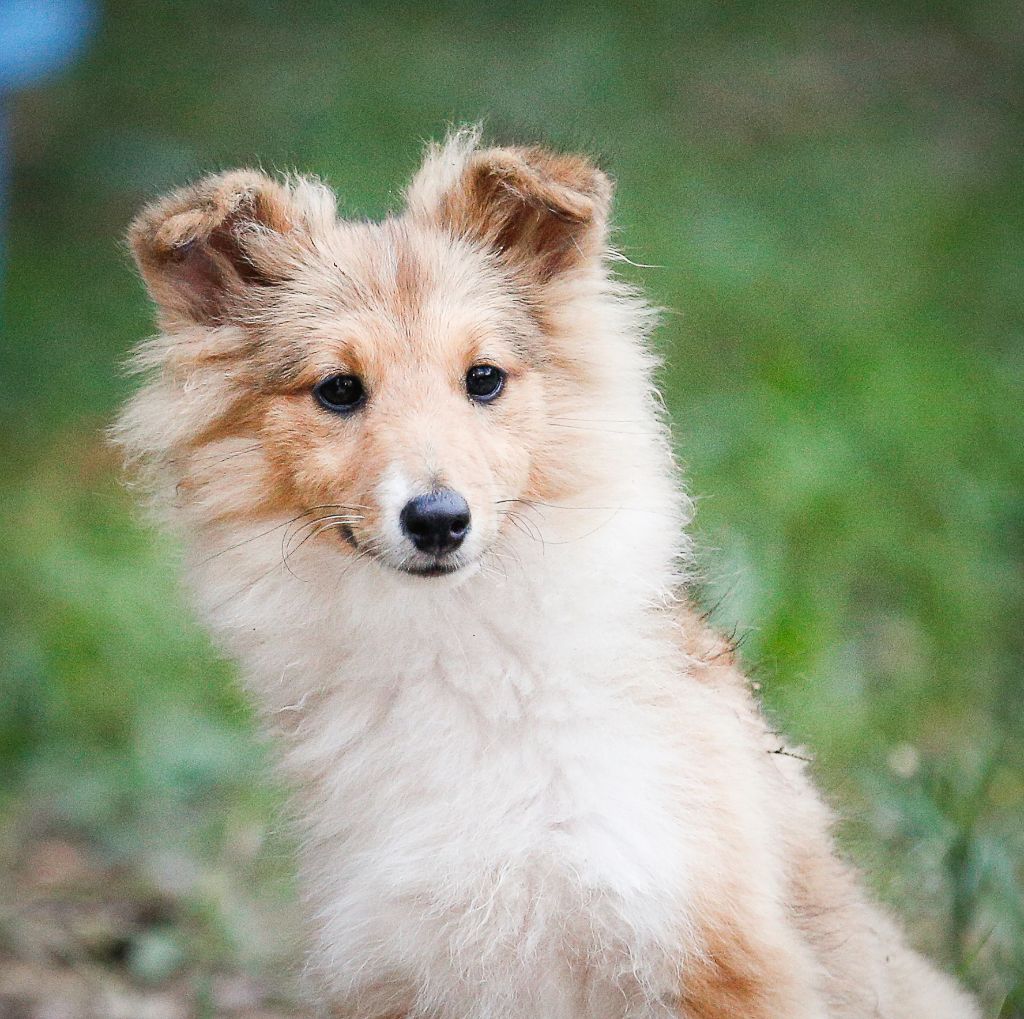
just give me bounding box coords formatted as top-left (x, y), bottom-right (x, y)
top-left (2, 2), bottom-right (1022, 1016)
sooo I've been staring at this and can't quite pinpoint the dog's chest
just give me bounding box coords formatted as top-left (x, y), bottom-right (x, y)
top-left (292, 646), bottom-right (689, 1016)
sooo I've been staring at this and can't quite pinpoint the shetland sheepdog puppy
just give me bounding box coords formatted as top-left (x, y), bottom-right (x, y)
top-left (114, 128), bottom-right (978, 1019)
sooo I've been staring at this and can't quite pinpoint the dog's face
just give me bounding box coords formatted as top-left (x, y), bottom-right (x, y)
top-left (242, 219), bottom-right (549, 579)
top-left (126, 134), bottom-right (613, 579)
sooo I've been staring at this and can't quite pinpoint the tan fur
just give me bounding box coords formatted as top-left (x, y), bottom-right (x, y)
top-left (115, 129), bottom-right (979, 1018)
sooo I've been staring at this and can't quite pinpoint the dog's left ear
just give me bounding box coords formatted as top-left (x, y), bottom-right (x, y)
top-left (405, 134), bottom-right (612, 282)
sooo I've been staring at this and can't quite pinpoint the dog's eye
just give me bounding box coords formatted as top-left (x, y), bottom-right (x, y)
top-left (314, 374), bottom-right (366, 413)
top-left (466, 364), bottom-right (506, 404)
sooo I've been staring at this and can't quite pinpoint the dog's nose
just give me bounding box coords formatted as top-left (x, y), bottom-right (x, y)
top-left (400, 489), bottom-right (471, 555)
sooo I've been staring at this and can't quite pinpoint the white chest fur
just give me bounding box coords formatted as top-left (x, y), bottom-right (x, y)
top-left (304, 669), bottom-right (687, 1017)
top-left (205, 534), bottom-right (694, 1019)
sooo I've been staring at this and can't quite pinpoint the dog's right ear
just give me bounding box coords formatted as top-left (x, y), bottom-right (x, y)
top-left (128, 170), bottom-right (334, 326)
top-left (405, 129), bottom-right (612, 284)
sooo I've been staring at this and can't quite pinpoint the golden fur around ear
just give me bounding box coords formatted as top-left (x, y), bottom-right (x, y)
top-left (405, 128), bottom-right (613, 281)
top-left (128, 169), bottom-right (337, 325)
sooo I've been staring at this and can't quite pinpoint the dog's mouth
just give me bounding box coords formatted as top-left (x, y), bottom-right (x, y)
top-left (388, 554), bottom-right (473, 581)
top-left (402, 559), bottom-right (465, 578)
top-left (336, 524), bottom-right (471, 579)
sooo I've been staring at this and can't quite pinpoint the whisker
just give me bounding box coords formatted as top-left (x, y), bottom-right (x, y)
top-left (281, 516), bottom-right (364, 581)
top-left (198, 511), bottom-right (316, 567)
top-left (208, 559), bottom-right (286, 612)
top-left (477, 561), bottom-right (506, 582)
top-left (499, 509), bottom-right (546, 549)
top-left (201, 503), bottom-right (372, 567)
top-left (486, 541), bottom-right (523, 581)
top-left (206, 510), bottom-right (366, 609)
top-left (282, 513), bottom-right (362, 564)
top-left (494, 499), bottom-right (544, 525)
top-left (497, 500), bottom-right (625, 546)
top-left (496, 496), bottom-right (676, 520)
top-left (548, 417), bottom-right (650, 425)
top-left (167, 443), bottom-right (263, 468)
top-left (545, 422), bottom-right (659, 437)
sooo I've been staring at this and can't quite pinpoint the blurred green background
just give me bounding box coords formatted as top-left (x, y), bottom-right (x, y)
top-left (2, 2), bottom-right (1021, 1016)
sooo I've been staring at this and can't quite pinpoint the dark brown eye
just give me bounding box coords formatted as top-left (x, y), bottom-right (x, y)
top-left (314, 374), bottom-right (365, 413)
top-left (466, 364), bottom-right (505, 403)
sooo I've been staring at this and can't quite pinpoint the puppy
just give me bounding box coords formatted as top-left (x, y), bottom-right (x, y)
top-left (114, 128), bottom-right (979, 1018)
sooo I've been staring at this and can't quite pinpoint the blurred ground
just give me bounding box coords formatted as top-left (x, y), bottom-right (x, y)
top-left (2, 2), bottom-right (1022, 1016)
top-left (0, 831), bottom-right (304, 1018)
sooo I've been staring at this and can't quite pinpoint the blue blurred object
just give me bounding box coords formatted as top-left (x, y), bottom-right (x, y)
top-left (0, 0), bottom-right (97, 291)
top-left (0, 0), bottom-right (96, 89)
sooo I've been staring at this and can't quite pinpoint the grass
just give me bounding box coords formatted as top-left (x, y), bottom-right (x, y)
top-left (3, 1), bottom-right (1021, 1014)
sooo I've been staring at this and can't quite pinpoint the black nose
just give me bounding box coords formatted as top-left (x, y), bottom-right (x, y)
top-left (400, 489), bottom-right (471, 555)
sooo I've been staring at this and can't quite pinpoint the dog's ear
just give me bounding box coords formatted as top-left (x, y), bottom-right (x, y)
top-left (405, 132), bottom-right (612, 282)
top-left (129, 170), bottom-right (333, 326)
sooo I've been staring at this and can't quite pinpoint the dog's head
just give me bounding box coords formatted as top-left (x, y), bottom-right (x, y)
top-left (120, 131), bottom-right (658, 582)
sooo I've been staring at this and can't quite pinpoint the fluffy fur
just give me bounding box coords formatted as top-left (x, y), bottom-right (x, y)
top-left (114, 128), bottom-right (979, 1018)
